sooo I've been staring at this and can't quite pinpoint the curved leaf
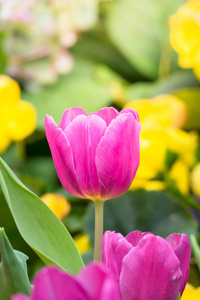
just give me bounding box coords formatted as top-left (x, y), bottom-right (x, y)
top-left (0, 158), bottom-right (84, 275)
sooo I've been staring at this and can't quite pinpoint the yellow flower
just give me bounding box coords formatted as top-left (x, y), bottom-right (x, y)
top-left (125, 94), bottom-right (187, 129)
top-left (0, 75), bottom-right (36, 152)
top-left (130, 178), bottom-right (165, 191)
top-left (181, 283), bottom-right (200, 300)
top-left (125, 95), bottom-right (197, 193)
top-left (169, 159), bottom-right (190, 195)
top-left (167, 129), bottom-right (198, 167)
top-left (41, 193), bottom-right (71, 220)
top-left (136, 127), bottom-right (168, 180)
top-left (169, 0), bottom-right (200, 79)
top-left (73, 234), bottom-right (91, 255)
top-left (191, 163), bottom-right (200, 197)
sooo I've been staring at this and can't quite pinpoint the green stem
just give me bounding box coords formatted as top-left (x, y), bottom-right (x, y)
top-left (94, 201), bottom-right (104, 261)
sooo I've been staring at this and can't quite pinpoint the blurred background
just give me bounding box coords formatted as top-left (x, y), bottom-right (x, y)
top-left (1, 0), bottom-right (200, 287)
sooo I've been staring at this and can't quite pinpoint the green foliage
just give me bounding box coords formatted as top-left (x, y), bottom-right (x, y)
top-left (176, 293), bottom-right (181, 300)
top-left (0, 228), bottom-right (30, 300)
top-left (107, 0), bottom-right (186, 78)
top-left (84, 190), bottom-right (197, 245)
top-left (0, 32), bottom-right (8, 73)
top-left (124, 70), bottom-right (199, 102)
top-left (0, 158), bottom-right (84, 275)
top-left (22, 60), bottom-right (112, 130)
top-left (191, 235), bottom-right (200, 273)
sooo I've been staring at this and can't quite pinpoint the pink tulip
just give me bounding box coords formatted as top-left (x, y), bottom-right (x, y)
top-left (12, 263), bottom-right (121, 300)
top-left (102, 230), bottom-right (191, 300)
top-left (45, 107), bottom-right (140, 201)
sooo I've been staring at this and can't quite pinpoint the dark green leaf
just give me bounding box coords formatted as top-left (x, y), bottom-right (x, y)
top-left (0, 228), bottom-right (30, 300)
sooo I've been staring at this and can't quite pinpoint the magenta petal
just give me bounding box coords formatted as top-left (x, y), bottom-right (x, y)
top-left (102, 231), bottom-right (132, 281)
top-left (92, 107), bottom-right (119, 126)
top-left (96, 113), bottom-right (141, 200)
top-left (125, 230), bottom-right (152, 247)
top-left (78, 263), bottom-right (120, 300)
top-left (64, 114), bottom-right (107, 199)
top-left (120, 235), bottom-right (182, 300)
top-left (45, 115), bottom-right (84, 198)
top-left (32, 267), bottom-right (88, 300)
top-left (100, 278), bottom-right (121, 300)
top-left (120, 108), bottom-right (139, 122)
top-left (59, 107), bottom-right (88, 130)
top-left (12, 295), bottom-right (29, 300)
top-left (166, 233), bottom-right (191, 295)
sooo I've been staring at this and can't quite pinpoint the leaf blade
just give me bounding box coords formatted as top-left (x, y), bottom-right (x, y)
top-left (0, 158), bottom-right (84, 275)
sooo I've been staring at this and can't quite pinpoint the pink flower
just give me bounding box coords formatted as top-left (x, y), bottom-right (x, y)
top-left (12, 263), bottom-right (121, 300)
top-left (102, 230), bottom-right (191, 300)
top-left (45, 107), bottom-right (140, 201)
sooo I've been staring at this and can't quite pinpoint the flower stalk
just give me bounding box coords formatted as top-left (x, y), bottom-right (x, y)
top-left (94, 201), bottom-right (104, 261)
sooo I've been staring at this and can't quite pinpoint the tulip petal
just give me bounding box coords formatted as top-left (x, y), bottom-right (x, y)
top-left (64, 114), bottom-right (107, 200)
top-left (120, 234), bottom-right (182, 300)
top-left (166, 233), bottom-right (191, 295)
top-left (125, 230), bottom-right (152, 247)
top-left (120, 108), bottom-right (139, 122)
top-left (96, 113), bottom-right (141, 200)
top-left (78, 263), bottom-right (120, 300)
top-left (59, 107), bottom-right (88, 130)
top-left (45, 115), bottom-right (83, 198)
top-left (102, 231), bottom-right (132, 281)
top-left (32, 267), bottom-right (88, 300)
top-left (92, 107), bottom-right (119, 126)
top-left (100, 278), bottom-right (121, 300)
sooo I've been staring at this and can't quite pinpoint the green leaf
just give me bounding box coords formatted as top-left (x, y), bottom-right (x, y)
top-left (0, 158), bottom-right (84, 274)
top-left (176, 293), bottom-right (181, 300)
top-left (0, 32), bottom-right (8, 73)
top-left (71, 29), bottom-right (145, 82)
top-left (124, 70), bottom-right (199, 103)
top-left (107, 0), bottom-right (186, 78)
top-left (190, 234), bottom-right (200, 272)
top-left (0, 228), bottom-right (30, 300)
top-left (84, 190), bottom-right (197, 245)
top-left (22, 60), bottom-right (112, 130)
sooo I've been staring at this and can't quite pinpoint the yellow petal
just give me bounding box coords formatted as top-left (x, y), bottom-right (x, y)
top-left (167, 129), bottom-right (198, 167)
top-left (41, 193), bottom-right (71, 220)
top-left (137, 127), bottom-right (168, 180)
top-left (169, 0), bottom-right (200, 75)
top-left (73, 234), bottom-right (91, 255)
top-left (125, 94), bottom-right (187, 129)
top-left (5, 100), bottom-right (37, 141)
top-left (191, 163), bottom-right (200, 197)
top-left (0, 75), bottom-right (20, 107)
top-left (182, 283), bottom-right (200, 300)
top-left (169, 160), bottom-right (190, 195)
top-left (0, 133), bottom-right (11, 153)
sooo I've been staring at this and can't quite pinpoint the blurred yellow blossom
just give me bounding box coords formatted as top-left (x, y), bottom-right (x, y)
top-left (130, 178), bottom-right (165, 191)
top-left (41, 193), bottom-right (71, 220)
top-left (0, 75), bottom-right (36, 153)
top-left (181, 283), bottom-right (200, 299)
top-left (125, 95), bottom-right (198, 193)
top-left (191, 163), bottom-right (200, 197)
top-left (169, 0), bottom-right (200, 80)
top-left (136, 127), bottom-right (168, 180)
top-left (125, 94), bottom-right (187, 129)
top-left (169, 159), bottom-right (190, 195)
top-left (73, 234), bottom-right (91, 255)
top-left (167, 129), bottom-right (198, 167)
